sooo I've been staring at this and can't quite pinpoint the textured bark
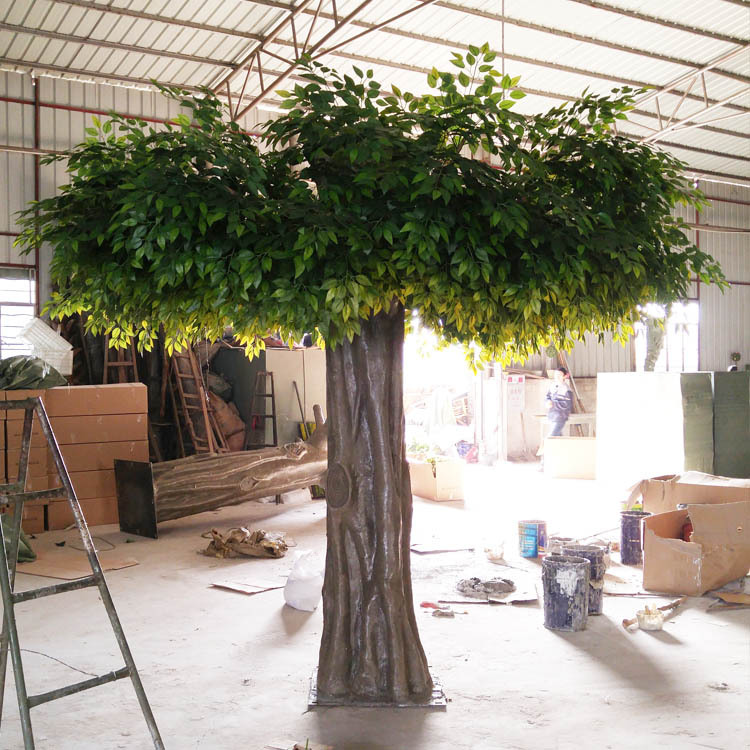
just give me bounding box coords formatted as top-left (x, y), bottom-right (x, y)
top-left (151, 410), bottom-right (326, 522)
top-left (317, 302), bottom-right (433, 705)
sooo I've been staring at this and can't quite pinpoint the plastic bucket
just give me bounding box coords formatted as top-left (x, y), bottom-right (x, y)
top-left (562, 544), bottom-right (605, 615)
top-left (542, 554), bottom-right (590, 631)
top-left (620, 511), bottom-right (651, 565)
top-left (518, 520), bottom-right (547, 558)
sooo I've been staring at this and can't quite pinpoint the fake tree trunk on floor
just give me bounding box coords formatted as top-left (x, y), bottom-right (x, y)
top-left (318, 303), bottom-right (431, 704)
top-left (18, 44), bottom-right (726, 707)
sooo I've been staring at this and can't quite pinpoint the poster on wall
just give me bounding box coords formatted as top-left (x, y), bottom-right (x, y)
top-left (507, 374), bottom-right (525, 412)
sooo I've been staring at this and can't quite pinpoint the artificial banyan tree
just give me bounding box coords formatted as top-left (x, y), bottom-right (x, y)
top-left (17, 43), bottom-right (724, 705)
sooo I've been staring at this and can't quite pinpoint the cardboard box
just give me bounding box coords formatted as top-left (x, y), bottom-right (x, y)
top-left (24, 470), bottom-right (116, 500)
top-left (3, 390), bottom-right (45, 420)
top-left (7, 447), bottom-right (54, 479)
top-left (8, 441), bottom-right (148, 476)
top-left (628, 471), bottom-right (750, 515)
top-left (6, 414), bottom-right (148, 448)
top-left (3, 384), bottom-right (147, 419)
top-left (543, 437), bottom-right (596, 479)
top-left (48, 497), bottom-right (119, 530)
top-left (643, 501), bottom-right (750, 595)
top-left (408, 458), bottom-right (464, 501)
top-left (22, 504), bottom-right (44, 534)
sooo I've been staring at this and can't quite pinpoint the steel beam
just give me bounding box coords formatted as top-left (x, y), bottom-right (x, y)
top-left (433, 1), bottom-right (750, 87)
top-left (47, 0), bottom-right (264, 44)
top-left (208, 0), bottom-right (318, 94)
top-left (316, 48), bottom-right (750, 143)
top-left (643, 87), bottom-right (750, 143)
top-left (635, 44), bottom-right (750, 109)
top-left (0, 21), bottom-right (233, 69)
top-left (235, 0), bottom-right (383, 118)
top-left (566, 0), bottom-right (747, 46)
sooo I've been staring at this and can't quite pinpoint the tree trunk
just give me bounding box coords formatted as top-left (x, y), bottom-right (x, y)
top-left (317, 302), bottom-right (433, 705)
top-left (151, 407), bottom-right (327, 521)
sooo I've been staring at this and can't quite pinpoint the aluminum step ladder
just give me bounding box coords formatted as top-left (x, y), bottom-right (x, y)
top-left (0, 397), bottom-right (164, 749)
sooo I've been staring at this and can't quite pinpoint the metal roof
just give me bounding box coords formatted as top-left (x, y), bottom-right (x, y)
top-left (1, 0), bottom-right (748, 184)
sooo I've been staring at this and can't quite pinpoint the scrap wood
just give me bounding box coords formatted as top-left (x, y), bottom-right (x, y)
top-left (201, 527), bottom-right (288, 559)
top-left (19, 552), bottom-right (138, 580)
top-left (410, 542), bottom-right (474, 554)
top-left (710, 592), bottom-right (750, 605)
top-left (439, 597), bottom-right (536, 606)
top-left (265, 743), bottom-right (333, 750)
top-left (211, 580), bottom-right (284, 596)
top-left (622, 596), bottom-right (687, 630)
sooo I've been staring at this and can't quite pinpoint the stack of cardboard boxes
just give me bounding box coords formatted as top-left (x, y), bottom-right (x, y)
top-left (2, 384), bottom-right (148, 532)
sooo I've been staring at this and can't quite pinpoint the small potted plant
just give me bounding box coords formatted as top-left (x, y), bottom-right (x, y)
top-left (730, 352), bottom-right (741, 370)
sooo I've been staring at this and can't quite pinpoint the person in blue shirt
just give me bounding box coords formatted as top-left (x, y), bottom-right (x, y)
top-left (545, 367), bottom-right (574, 437)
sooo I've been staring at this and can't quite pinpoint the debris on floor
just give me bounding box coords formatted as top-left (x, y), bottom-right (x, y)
top-left (456, 576), bottom-right (516, 598)
top-left (201, 527), bottom-right (288, 559)
top-left (432, 606), bottom-right (456, 618)
top-left (707, 682), bottom-right (730, 692)
top-left (709, 592), bottom-right (750, 606)
top-left (210, 580), bottom-right (284, 596)
top-left (622, 596), bottom-right (687, 631)
top-left (20, 552), bottom-right (138, 580)
top-left (264, 742), bottom-right (333, 750)
top-left (410, 541), bottom-right (474, 554)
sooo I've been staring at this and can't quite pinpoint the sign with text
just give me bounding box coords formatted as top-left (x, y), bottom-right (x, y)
top-left (507, 374), bottom-right (525, 412)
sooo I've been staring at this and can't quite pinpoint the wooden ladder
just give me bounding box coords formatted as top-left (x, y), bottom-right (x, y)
top-left (103, 336), bottom-right (138, 384)
top-left (169, 349), bottom-right (226, 455)
top-left (244, 371), bottom-right (278, 450)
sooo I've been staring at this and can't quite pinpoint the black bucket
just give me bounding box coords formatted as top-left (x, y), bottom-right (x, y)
top-left (620, 511), bottom-right (651, 565)
top-left (542, 554), bottom-right (590, 632)
top-left (562, 544), bottom-right (605, 615)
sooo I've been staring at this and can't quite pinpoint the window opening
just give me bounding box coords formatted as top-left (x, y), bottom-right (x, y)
top-left (0, 268), bottom-right (37, 359)
top-left (634, 301), bottom-right (699, 372)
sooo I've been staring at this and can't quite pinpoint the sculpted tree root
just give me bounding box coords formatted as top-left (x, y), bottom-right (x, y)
top-left (115, 405), bottom-right (327, 538)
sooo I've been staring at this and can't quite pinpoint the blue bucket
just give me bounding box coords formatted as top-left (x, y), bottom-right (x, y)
top-left (518, 520), bottom-right (547, 558)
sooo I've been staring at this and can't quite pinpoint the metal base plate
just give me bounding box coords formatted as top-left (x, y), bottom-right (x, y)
top-left (115, 460), bottom-right (157, 539)
top-left (307, 668), bottom-right (447, 709)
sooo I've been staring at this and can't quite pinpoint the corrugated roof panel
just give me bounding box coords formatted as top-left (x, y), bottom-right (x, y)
top-left (1, 0), bottom-right (748, 183)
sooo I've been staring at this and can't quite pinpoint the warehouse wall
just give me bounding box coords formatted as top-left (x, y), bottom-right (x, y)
top-left (678, 181), bottom-right (750, 373)
top-left (1, 70), bottom-right (747, 375)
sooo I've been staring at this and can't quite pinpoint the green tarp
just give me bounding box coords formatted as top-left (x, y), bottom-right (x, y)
top-left (0, 356), bottom-right (67, 390)
top-left (1, 514), bottom-right (37, 563)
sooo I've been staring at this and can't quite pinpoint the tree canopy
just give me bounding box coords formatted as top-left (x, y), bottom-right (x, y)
top-left (17, 43), bottom-right (724, 362)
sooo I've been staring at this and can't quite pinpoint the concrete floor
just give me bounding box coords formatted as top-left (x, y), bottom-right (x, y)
top-left (2, 462), bottom-right (748, 750)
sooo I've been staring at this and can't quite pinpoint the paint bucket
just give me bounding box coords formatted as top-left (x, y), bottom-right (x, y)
top-left (518, 520), bottom-right (547, 558)
top-left (620, 511), bottom-right (651, 565)
top-left (562, 544), bottom-right (605, 615)
top-left (547, 536), bottom-right (575, 556)
top-left (542, 554), bottom-right (590, 631)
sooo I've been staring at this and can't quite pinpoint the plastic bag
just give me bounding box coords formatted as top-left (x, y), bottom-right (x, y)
top-left (283, 551), bottom-right (324, 611)
top-left (0, 356), bottom-right (67, 389)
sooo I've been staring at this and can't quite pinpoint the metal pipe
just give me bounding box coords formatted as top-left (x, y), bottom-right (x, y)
top-left (695, 186), bottom-right (701, 371)
top-left (0, 21), bottom-right (234, 70)
top-left (33, 77), bottom-right (40, 314)
top-left (27, 667), bottom-right (130, 708)
top-left (11, 575), bottom-right (98, 604)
